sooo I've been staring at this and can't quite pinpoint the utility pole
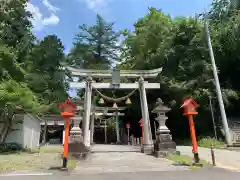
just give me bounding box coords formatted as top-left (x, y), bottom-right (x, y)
top-left (204, 19), bottom-right (232, 146)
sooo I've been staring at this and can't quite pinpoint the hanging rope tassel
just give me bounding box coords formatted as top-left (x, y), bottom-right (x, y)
top-left (99, 97), bottom-right (105, 104)
top-left (112, 103), bottom-right (118, 109)
top-left (125, 98), bottom-right (132, 105)
top-left (95, 88), bottom-right (137, 103)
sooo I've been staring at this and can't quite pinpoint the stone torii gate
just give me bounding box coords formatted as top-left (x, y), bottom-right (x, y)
top-left (78, 105), bottom-right (126, 144)
top-left (67, 66), bottom-right (162, 154)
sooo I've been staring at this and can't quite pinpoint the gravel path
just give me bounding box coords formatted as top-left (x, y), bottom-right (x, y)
top-left (177, 146), bottom-right (240, 171)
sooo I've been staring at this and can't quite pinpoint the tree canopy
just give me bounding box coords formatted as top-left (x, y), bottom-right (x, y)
top-left (0, 0), bottom-right (68, 143)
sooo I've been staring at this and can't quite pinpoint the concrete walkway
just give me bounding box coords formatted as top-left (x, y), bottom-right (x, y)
top-left (73, 144), bottom-right (188, 174)
top-left (90, 144), bottom-right (140, 153)
top-left (177, 146), bottom-right (240, 171)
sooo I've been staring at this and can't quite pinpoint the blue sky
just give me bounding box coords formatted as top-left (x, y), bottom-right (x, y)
top-left (27, 0), bottom-right (212, 53)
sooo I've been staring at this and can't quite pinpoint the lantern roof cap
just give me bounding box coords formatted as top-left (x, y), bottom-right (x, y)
top-left (180, 97), bottom-right (199, 109)
top-left (152, 98), bottom-right (171, 113)
top-left (59, 98), bottom-right (77, 110)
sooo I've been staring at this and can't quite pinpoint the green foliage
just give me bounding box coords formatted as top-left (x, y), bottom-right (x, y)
top-left (0, 0), bottom-right (35, 62)
top-left (0, 0), bottom-right (68, 143)
top-left (26, 35), bottom-right (68, 113)
top-left (0, 80), bottom-right (43, 114)
top-left (67, 14), bottom-right (122, 69)
top-left (121, 5), bottom-right (240, 139)
top-left (0, 45), bottom-right (25, 81)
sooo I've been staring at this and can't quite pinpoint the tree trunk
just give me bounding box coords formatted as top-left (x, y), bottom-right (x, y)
top-left (1, 124), bottom-right (11, 143)
top-left (0, 124), bottom-right (7, 143)
top-left (0, 114), bottom-right (14, 144)
top-left (42, 120), bottom-right (47, 144)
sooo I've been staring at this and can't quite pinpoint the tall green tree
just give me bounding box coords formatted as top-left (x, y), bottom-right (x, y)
top-left (67, 15), bottom-right (122, 69)
top-left (121, 7), bottom-right (239, 139)
top-left (26, 35), bottom-right (68, 113)
top-left (0, 0), bottom-right (35, 62)
top-left (0, 0), bottom-right (46, 143)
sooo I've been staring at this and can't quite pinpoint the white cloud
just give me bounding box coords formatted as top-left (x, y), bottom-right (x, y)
top-left (43, 0), bottom-right (60, 13)
top-left (26, 1), bottom-right (60, 31)
top-left (26, 3), bottom-right (43, 31)
top-left (42, 14), bottom-right (59, 26)
top-left (79, 0), bottom-right (113, 17)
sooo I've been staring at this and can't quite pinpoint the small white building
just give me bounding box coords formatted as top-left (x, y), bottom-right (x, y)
top-left (5, 114), bottom-right (41, 149)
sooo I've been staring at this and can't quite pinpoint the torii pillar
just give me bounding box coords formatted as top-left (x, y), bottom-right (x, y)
top-left (139, 76), bottom-right (153, 154)
top-left (115, 113), bottom-right (121, 144)
top-left (90, 114), bottom-right (95, 144)
top-left (82, 77), bottom-right (92, 149)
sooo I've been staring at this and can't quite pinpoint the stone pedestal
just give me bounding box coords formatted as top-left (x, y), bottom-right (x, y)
top-left (69, 127), bottom-right (83, 143)
top-left (68, 126), bottom-right (90, 159)
top-left (143, 144), bottom-right (154, 155)
top-left (154, 133), bottom-right (180, 158)
top-left (137, 138), bottom-right (140, 145)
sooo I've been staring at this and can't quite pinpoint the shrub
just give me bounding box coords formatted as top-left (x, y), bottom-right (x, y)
top-left (0, 142), bottom-right (22, 152)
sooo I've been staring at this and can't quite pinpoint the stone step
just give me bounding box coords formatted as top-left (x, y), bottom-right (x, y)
top-left (233, 142), bottom-right (240, 147)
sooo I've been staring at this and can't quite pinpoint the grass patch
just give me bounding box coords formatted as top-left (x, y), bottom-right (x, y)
top-left (177, 137), bottom-right (226, 149)
top-left (68, 159), bottom-right (78, 169)
top-left (0, 145), bottom-right (78, 171)
top-left (0, 150), bottom-right (78, 171)
top-left (198, 137), bottom-right (226, 149)
top-left (167, 154), bottom-right (208, 169)
top-left (31, 146), bottom-right (63, 154)
top-left (0, 145), bottom-right (64, 155)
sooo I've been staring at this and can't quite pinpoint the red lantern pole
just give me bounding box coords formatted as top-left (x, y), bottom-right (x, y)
top-left (63, 118), bottom-right (70, 168)
top-left (188, 114), bottom-right (198, 156)
top-left (181, 98), bottom-right (200, 165)
top-left (126, 122), bottom-right (130, 145)
top-left (59, 98), bottom-right (76, 170)
top-left (139, 119), bottom-right (144, 145)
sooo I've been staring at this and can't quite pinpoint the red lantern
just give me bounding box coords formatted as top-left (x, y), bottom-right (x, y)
top-left (139, 119), bottom-right (144, 144)
top-left (126, 122), bottom-right (130, 129)
top-left (59, 98), bottom-right (77, 118)
top-left (138, 119), bottom-right (143, 127)
top-left (180, 97), bottom-right (199, 116)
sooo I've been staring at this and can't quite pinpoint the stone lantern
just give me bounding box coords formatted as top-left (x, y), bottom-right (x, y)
top-left (67, 99), bottom-right (86, 158)
top-left (69, 99), bottom-right (84, 143)
top-left (152, 98), bottom-right (179, 158)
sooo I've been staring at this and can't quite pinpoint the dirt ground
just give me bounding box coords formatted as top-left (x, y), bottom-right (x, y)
top-left (0, 146), bottom-right (77, 172)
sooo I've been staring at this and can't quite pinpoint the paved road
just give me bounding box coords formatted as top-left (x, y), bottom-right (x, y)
top-left (1, 169), bottom-right (240, 180)
top-left (177, 146), bottom-right (240, 171)
top-left (73, 144), bottom-right (188, 174)
top-left (91, 144), bottom-right (140, 152)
